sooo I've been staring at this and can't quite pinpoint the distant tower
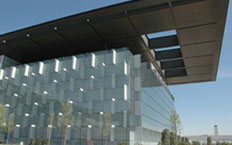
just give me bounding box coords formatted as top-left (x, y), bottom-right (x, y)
top-left (214, 125), bottom-right (218, 136)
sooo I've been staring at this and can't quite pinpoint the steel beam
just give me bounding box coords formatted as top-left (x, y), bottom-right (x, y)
top-left (165, 68), bottom-right (187, 78)
top-left (160, 59), bottom-right (185, 70)
top-left (155, 48), bottom-right (182, 60)
top-left (149, 35), bottom-right (179, 49)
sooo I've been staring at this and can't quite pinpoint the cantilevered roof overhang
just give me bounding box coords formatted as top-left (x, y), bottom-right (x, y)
top-left (0, 0), bottom-right (229, 85)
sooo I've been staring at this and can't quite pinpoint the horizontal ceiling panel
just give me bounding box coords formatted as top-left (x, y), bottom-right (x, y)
top-left (173, 0), bottom-right (217, 28)
top-left (59, 25), bottom-right (105, 52)
top-left (189, 73), bottom-right (212, 82)
top-left (31, 32), bottom-right (75, 54)
top-left (186, 65), bottom-right (212, 75)
top-left (110, 36), bottom-right (147, 54)
top-left (181, 41), bottom-right (216, 57)
top-left (92, 17), bottom-right (137, 41)
top-left (178, 24), bottom-right (217, 45)
top-left (0, 44), bottom-right (27, 62)
top-left (167, 76), bottom-right (188, 84)
top-left (8, 39), bottom-right (55, 63)
top-left (130, 8), bottom-right (175, 34)
top-left (184, 55), bottom-right (213, 67)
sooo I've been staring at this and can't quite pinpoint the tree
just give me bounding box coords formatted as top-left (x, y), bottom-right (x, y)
top-left (41, 138), bottom-right (48, 145)
top-left (170, 110), bottom-right (181, 138)
top-left (184, 137), bottom-right (189, 143)
top-left (6, 113), bottom-right (15, 144)
top-left (176, 136), bottom-right (190, 145)
top-left (35, 137), bottom-right (41, 145)
top-left (0, 104), bottom-right (5, 129)
top-left (103, 113), bottom-right (111, 145)
top-left (178, 141), bottom-right (186, 145)
top-left (184, 137), bottom-right (190, 145)
top-left (207, 136), bottom-right (212, 145)
top-left (219, 142), bottom-right (231, 145)
top-left (58, 99), bottom-right (75, 145)
top-left (181, 137), bottom-right (185, 142)
top-left (29, 138), bottom-right (34, 145)
top-left (48, 113), bottom-right (54, 145)
top-left (0, 104), bottom-right (6, 144)
top-left (134, 142), bottom-right (143, 145)
top-left (117, 141), bottom-right (128, 145)
top-left (177, 135), bottom-right (181, 143)
top-left (161, 129), bottom-right (170, 145)
top-left (192, 141), bottom-right (201, 145)
top-left (170, 132), bottom-right (177, 145)
top-left (0, 105), bottom-right (15, 144)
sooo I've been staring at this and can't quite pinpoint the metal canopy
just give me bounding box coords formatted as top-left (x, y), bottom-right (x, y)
top-left (0, 0), bottom-right (229, 85)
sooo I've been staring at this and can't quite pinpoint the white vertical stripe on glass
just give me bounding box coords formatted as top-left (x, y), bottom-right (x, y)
top-left (11, 67), bottom-right (17, 78)
top-left (0, 69), bottom-right (4, 80)
top-left (124, 84), bottom-right (128, 100)
top-left (39, 62), bottom-right (44, 75)
top-left (112, 49), bottom-right (116, 64)
top-left (72, 56), bottom-right (77, 70)
top-left (124, 61), bottom-right (127, 75)
top-left (55, 59), bottom-right (60, 72)
top-left (24, 65), bottom-right (30, 76)
top-left (91, 53), bottom-right (96, 67)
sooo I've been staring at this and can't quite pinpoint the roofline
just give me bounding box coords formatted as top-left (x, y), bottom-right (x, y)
top-left (211, 0), bottom-right (229, 81)
top-left (0, 1), bottom-right (134, 36)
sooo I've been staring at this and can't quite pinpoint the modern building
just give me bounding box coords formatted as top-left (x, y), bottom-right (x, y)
top-left (0, 48), bottom-right (175, 145)
top-left (0, 0), bottom-right (229, 145)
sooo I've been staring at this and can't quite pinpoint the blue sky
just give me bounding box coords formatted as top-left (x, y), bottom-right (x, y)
top-left (0, 0), bottom-right (231, 136)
